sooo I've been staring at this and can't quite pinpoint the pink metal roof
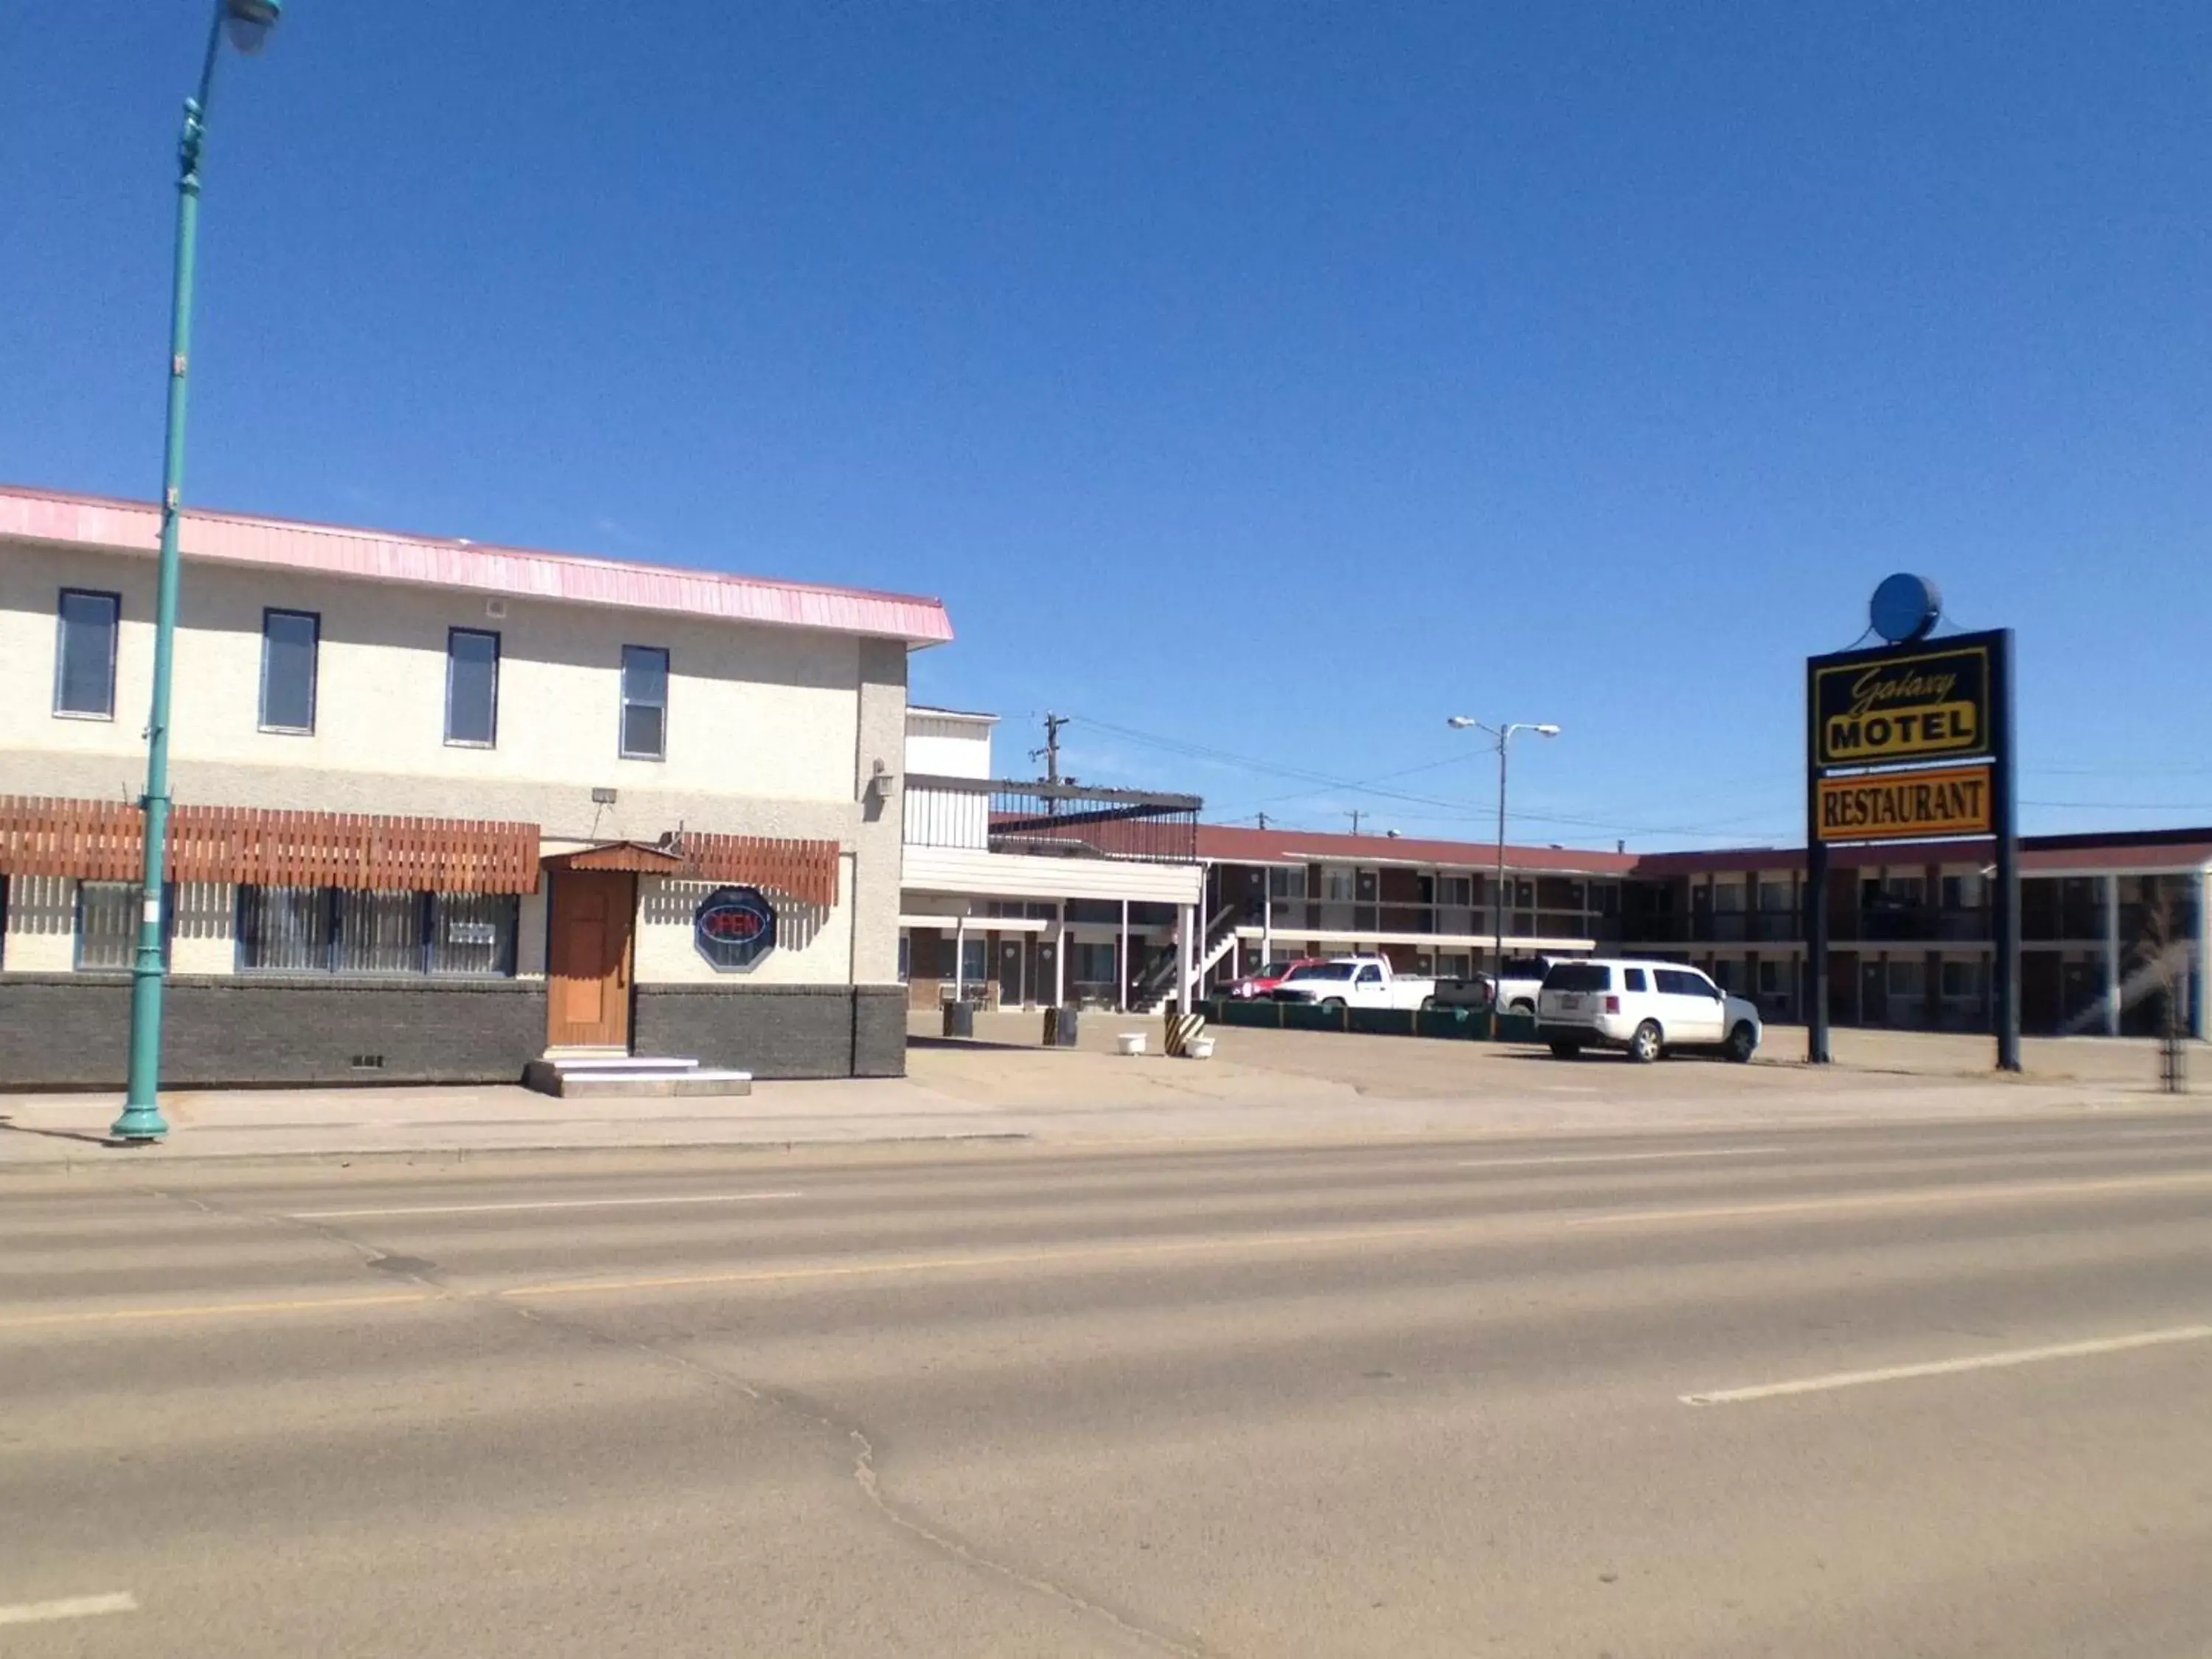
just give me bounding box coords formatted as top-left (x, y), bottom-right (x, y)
top-left (0, 483), bottom-right (954, 645)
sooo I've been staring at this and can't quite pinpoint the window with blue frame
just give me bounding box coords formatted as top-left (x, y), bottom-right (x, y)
top-left (259, 608), bottom-right (319, 733)
top-left (235, 886), bottom-right (518, 975)
top-left (619, 644), bottom-right (669, 759)
top-left (445, 628), bottom-right (500, 747)
top-left (54, 589), bottom-right (120, 718)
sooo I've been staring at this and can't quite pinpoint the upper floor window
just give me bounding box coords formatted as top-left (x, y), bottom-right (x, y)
top-left (259, 608), bottom-right (319, 734)
top-left (445, 628), bottom-right (500, 747)
top-left (620, 644), bottom-right (669, 759)
top-left (54, 589), bottom-right (119, 718)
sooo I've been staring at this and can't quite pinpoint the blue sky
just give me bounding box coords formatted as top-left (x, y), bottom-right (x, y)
top-left (7, 3), bottom-right (2209, 848)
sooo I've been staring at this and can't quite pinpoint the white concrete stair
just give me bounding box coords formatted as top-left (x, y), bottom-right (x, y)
top-left (523, 1053), bottom-right (753, 1099)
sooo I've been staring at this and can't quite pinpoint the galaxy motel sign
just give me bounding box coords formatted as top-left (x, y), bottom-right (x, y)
top-left (1803, 574), bottom-right (2020, 1068)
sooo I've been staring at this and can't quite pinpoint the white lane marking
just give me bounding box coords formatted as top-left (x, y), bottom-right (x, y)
top-left (1683, 1324), bottom-right (2212, 1405)
top-left (288, 1191), bottom-right (803, 1220)
top-left (1572, 1168), bottom-right (2212, 1228)
top-left (1457, 1147), bottom-right (1783, 1170)
top-left (0, 1592), bottom-right (139, 1626)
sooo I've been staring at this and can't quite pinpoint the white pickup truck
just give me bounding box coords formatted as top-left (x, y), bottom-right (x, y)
top-left (1492, 955), bottom-right (1566, 1017)
top-left (1266, 955), bottom-right (1439, 1012)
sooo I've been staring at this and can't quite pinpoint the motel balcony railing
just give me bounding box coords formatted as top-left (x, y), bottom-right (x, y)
top-left (1225, 896), bottom-right (1623, 945)
top-left (903, 776), bottom-right (1203, 865)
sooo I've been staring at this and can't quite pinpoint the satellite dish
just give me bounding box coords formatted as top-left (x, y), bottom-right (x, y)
top-left (1870, 573), bottom-right (1941, 644)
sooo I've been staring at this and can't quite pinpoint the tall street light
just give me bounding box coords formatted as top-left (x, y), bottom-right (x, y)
top-left (114, 0), bottom-right (287, 1144)
top-left (1447, 717), bottom-right (1561, 977)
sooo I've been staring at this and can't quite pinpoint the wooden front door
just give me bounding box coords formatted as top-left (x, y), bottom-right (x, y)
top-left (546, 871), bottom-right (635, 1050)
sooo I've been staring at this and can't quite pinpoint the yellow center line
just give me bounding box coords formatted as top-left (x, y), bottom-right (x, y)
top-left (502, 1218), bottom-right (1503, 1300)
top-left (0, 1290), bottom-right (434, 1332)
top-left (1571, 1168), bottom-right (2212, 1228)
top-left (18, 1165), bottom-right (2212, 1328)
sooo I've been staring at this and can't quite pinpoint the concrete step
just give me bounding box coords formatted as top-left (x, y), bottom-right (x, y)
top-left (536, 1053), bottom-right (702, 1074)
top-left (547, 1068), bottom-right (754, 1100)
top-left (524, 1054), bottom-right (749, 1098)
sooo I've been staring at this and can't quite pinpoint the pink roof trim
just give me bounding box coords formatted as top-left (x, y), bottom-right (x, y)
top-left (0, 484), bottom-right (954, 645)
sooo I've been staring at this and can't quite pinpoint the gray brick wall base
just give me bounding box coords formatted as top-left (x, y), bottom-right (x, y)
top-left (633, 984), bottom-right (908, 1080)
top-left (0, 975), bottom-right (546, 1088)
top-left (0, 977), bottom-right (907, 1088)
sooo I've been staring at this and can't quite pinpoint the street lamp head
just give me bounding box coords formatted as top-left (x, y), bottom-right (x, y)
top-left (1446, 715), bottom-right (1478, 729)
top-left (1533, 723), bottom-right (1562, 737)
top-left (223, 0), bottom-right (282, 55)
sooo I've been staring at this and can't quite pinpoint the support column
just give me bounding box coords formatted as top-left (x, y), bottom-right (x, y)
top-left (1262, 882), bottom-right (1274, 965)
top-left (2104, 873), bottom-right (2122, 1037)
top-left (1119, 899), bottom-right (1130, 1013)
top-left (1176, 903), bottom-right (1196, 1013)
top-left (953, 916), bottom-right (966, 1001)
top-left (2197, 869), bottom-right (2210, 1040)
top-left (1054, 900), bottom-right (1066, 1007)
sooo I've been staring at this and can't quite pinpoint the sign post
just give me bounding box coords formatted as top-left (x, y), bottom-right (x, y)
top-left (1805, 577), bottom-right (2018, 1071)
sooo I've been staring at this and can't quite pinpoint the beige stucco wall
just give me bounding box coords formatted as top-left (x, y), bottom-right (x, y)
top-left (633, 861), bottom-right (857, 985)
top-left (2, 875), bottom-right (76, 972)
top-left (0, 538), bottom-right (912, 987)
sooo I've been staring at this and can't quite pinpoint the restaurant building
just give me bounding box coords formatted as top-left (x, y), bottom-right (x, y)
top-left (0, 484), bottom-right (951, 1086)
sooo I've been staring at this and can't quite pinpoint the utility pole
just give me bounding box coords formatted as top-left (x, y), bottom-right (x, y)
top-left (1032, 712), bottom-right (1069, 784)
top-left (1346, 810), bottom-right (1365, 835)
top-left (1255, 812), bottom-right (1270, 830)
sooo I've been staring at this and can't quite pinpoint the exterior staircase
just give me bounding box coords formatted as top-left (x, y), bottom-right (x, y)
top-left (1130, 905), bottom-right (1242, 1014)
top-left (524, 1050), bottom-right (753, 1099)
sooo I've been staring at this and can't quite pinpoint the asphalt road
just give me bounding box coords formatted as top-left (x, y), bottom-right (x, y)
top-left (5, 1112), bottom-right (2212, 1657)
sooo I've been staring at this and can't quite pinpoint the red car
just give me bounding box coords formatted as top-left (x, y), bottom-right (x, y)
top-left (1222, 956), bottom-right (1324, 1000)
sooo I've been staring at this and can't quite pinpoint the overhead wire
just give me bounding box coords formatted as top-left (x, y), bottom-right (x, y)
top-left (1069, 714), bottom-right (1810, 842)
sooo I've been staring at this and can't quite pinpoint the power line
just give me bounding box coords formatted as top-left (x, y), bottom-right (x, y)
top-left (1068, 714), bottom-right (1814, 841)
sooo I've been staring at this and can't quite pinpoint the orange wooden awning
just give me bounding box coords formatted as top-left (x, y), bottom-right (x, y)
top-left (544, 833), bottom-right (840, 908)
top-left (541, 841), bottom-right (685, 874)
top-left (0, 796), bottom-right (541, 894)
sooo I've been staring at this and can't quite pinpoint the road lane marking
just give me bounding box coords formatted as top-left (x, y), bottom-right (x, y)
top-left (1683, 1324), bottom-right (2212, 1405)
top-left (0, 1291), bottom-right (432, 1332)
top-left (1570, 1168), bottom-right (2212, 1228)
top-left (0, 1593), bottom-right (139, 1626)
top-left (1457, 1147), bottom-right (1782, 1170)
top-left (288, 1191), bottom-right (804, 1220)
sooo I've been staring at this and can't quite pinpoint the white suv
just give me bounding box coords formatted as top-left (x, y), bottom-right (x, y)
top-left (1534, 959), bottom-right (1761, 1064)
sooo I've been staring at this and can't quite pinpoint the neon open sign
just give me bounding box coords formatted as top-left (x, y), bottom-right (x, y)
top-left (694, 886), bottom-right (776, 970)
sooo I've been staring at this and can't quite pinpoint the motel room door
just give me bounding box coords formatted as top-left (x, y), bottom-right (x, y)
top-left (547, 871), bottom-right (636, 1050)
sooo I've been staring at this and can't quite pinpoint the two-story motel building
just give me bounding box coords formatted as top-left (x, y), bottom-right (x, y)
top-left (0, 484), bottom-right (951, 1086)
top-left (1196, 825), bottom-right (2211, 1038)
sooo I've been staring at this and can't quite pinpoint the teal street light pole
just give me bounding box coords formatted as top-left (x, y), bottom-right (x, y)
top-left (114, 0), bottom-right (285, 1144)
top-left (1446, 716), bottom-right (1562, 978)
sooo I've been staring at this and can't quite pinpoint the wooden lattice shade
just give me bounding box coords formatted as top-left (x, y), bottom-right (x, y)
top-left (544, 833), bottom-right (841, 908)
top-left (0, 797), bottom-right (540, 894)
top-left (680, 832), bottom-right (840, 908)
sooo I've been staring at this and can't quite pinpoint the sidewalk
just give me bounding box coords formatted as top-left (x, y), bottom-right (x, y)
top-left (1, 1018), bottom-right (2195, 1167)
